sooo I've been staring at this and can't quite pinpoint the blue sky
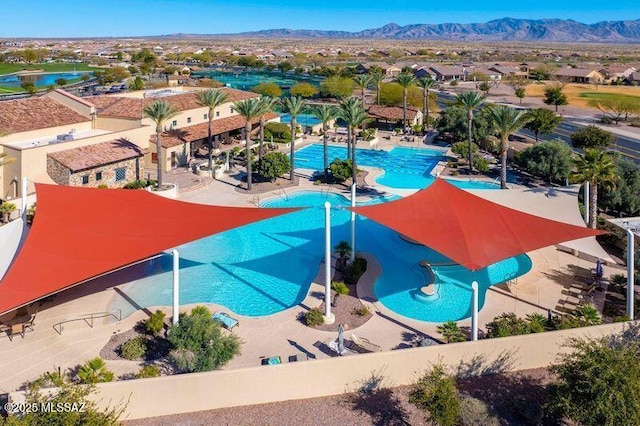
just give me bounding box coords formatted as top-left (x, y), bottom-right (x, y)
top-left (2, 0), bottom-right (638, 37)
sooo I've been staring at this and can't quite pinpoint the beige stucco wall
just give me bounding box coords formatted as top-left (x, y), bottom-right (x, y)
top-left (1, 126), bottom-right (151, 199)
top-left (44, 90), bottom-right (94, 118)
top-left (0, 122), bottom-right (93, 144)
top-left (96, 117), bottom-right (144, 132)
top-left (78, 322), bottom-right (630, 421)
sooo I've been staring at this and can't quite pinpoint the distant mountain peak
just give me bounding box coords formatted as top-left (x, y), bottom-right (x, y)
top-left (206, 18), bottom-right (640, 43)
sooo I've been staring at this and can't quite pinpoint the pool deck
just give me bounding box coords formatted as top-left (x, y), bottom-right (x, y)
top-left (0, 138), bottom-right (620, 392)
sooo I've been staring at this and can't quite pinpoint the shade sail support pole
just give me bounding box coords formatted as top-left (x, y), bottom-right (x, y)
top-left (583, 181), bottom-right (589, 225)
top-left (172, 249), bottom-right (180, 325)
top-left (324, 202), bottom-right (335, 324)
top-left (627, 230), bottom-right (635, 320)
top-left (471, 281), bottom-right (479, 341)
top-left (350, 183), bottom-right (356, 263)
top-left (21, 177), bottom-right (28, 218)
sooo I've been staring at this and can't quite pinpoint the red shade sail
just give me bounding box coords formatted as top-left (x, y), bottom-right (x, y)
top-left (0, 184), bottom-right (297, 316)
top-left (350, 179), bottom-right (604, 271)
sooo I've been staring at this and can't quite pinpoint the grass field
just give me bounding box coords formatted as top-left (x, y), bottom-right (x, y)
top-left (526, 83), bottom-right (640, 109)
top-left (0, 63), bottom-right (94, 76)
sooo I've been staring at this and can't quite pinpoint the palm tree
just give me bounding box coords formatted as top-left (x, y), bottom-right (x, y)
top-left (311, 104), bottom-right (338, 183)
top-left (142, 100), bottom-right (179, 188)
top-left (487, 106), bottom-right (531, 189)
top-left (436, 321), bottom-right (466, 343)
top-left (196, 88), bottom-right (228, 170)
top-left (571, 149), bottom-right (617, 228)
top-left (393, 72), bottom-right (417, 131)
top-left (257, 96), bottom-right (277, 162)
top-left (369, 70), bottom-right (385, 105)
top-left (0, 152), bottom-right (15, 167)
top-left (233, 98), bottom-right (263, 190)
top-left (416, 77), bottom-right (437, 131)
top-left (454, 91), bottom-right (486, 172)
top-left (338, 97), bottom-right (369, 185)
top-left (353, 74), bottom-right (372, 104)
top-left (281, 96), bottom-right (307, 180)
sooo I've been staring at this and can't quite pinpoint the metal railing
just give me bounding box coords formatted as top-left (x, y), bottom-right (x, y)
top-left (248, 195), bottom-right (260, 206)
top-left (53, 309), bottom-right (121, 335)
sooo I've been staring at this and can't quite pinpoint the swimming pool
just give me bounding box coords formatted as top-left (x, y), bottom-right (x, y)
top-left (280, 113), bottom-right (321, 127)
top-left (295, 144), bottom-right (499, 190)
top-left (109, 191), bottom-right (531, 322)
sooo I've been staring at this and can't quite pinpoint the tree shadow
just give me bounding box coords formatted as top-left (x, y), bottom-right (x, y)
top-left (455, 349), bottom-right (518, 378)
top-left (457, 368), bottom-right (554, 425)
top-left (347, 371), bottom-right (411, 426)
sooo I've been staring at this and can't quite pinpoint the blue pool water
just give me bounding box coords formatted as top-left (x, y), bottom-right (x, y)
top-left (0, 71), bottom-right (93, 87)
top-left (295, 144), bottom-right (499, 190)
top-left (280, 113), bottom-right (322, 127)
top-left (109, 191), bottom-right (531, 322)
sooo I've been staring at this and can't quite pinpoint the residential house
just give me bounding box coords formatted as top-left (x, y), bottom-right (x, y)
top-left (553, 68), bottom-right (604, 84)
top-left (599, 66), bottom-right (637, 84)
top-left (428, 65), bottom-right (467, 82)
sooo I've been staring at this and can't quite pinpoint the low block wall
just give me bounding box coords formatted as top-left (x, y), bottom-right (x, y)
top-left (87, 322), bottom-right (628, 420)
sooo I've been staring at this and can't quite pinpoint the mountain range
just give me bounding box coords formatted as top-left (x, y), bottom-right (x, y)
top-left (204, 18), bottom-right (640, 43)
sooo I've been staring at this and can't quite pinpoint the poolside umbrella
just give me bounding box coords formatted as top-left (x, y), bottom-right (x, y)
top-left (338, 324), bottom-right (345, 355)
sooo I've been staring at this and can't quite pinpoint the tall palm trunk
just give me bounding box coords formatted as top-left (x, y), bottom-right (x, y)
top-left (467, 112), bottom-right (474, 172)
top-left (589, 181), bottom-right (598, 229)
top-left (155, 125), bottom-right (163, 187)
top-left (422, 91), bottom-right (428, 131)
top-left (245, 123), bottom-right (253, 190)
top-left (289, 117), bottom-right (296, 181)
top-left (351, 126), bottom-right (358, 185)
top-left (500, 138), bottom-right (508, 189)
top-left (206, 114), bottom-right (213, 169)
top-left (361, 87), bottom-right (366, 103)
top-left (323, 124), bottom-right (329, 182)
top-left (402, 89), bottom-right (408, 131)
top-left (377, 83), bottom-right (381, 105)
top-left (259, 115), bottom-right (265, 162)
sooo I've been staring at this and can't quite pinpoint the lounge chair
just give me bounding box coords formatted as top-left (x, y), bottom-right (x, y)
top-left (348, 334), bottom-right (382, 353)
top-left (212, 312), bottom-right (239, 330)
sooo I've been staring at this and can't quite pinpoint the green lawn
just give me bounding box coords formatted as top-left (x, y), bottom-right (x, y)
top-left (578, 92), bottom-right (640, 102)
top-left (0, 62), bottom-right (94, 76)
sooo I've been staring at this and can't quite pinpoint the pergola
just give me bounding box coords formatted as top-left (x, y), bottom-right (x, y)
top-left (0, 184), bottom-right (297, 318)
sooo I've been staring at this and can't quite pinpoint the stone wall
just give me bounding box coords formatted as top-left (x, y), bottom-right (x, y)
top-left (46, 157), bottom-right (142, 188)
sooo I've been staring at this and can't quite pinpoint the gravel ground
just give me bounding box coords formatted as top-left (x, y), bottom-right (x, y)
top-left (313, 291), bottom-right (372, 332)
top-left (125, 368), bottom-right (554, 426)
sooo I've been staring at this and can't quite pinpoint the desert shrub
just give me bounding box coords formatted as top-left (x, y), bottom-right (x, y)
top-left (525, 312), bottom-right (547, 333)
top-left (473, 155), bottom-right (490, 173)
top-left (331, 281), bottom-right (350, 295)
top-left (4, 369), bottom-right (125, 424)
top-left (123, 179), bottom-right (155, 189)
top-left (135, 365), bottom-right (160, 379)
top-left (449, 80), bottom-right (458, 87)
top-left (255, 151), bottom-right (291, 181)
top-left (264, 122), bottom-right (291, 143)
top-left (145, 310), bottom-right (166, 336)
top-left (549, 333), bottom-right (640, 425)
top-left (573, 304), bottom-right (601, 325)
top-left (120, 336), bottom-right (148, 360)
top-left (167, 306), bottom-right (240, 373)
top-left (353, 305), bottom-right (371, 316)
top-left (486, 313), bottom-right (531, 338)
top-left (451, 141), bottom-right (478, 158)
top-left (344, 256), bottom-right (367, 285)
top-left (76, 357), bottom-right (114, 384)
top-left (511, 395), bottom-right (545, 425)
top-left (409, 364), bottom-right (461, 426)
top-left (459, 396), bottom-right (500, 426)
top-left (614, 315), bottom-right (632, 322)
top-left (329, 158), bottom-right (352, 182)
top-left (358, 128), bottom-right (376, 141)
top-left (302, 308), bottom-right (324, 327)
top-left (97, 184), bottom-right (108, 189)
top-left (550, 314), bottom-right (583, 330)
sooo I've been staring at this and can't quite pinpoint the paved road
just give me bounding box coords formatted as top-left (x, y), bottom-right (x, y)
top-left (435, 92), bottom-right (640, 164)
